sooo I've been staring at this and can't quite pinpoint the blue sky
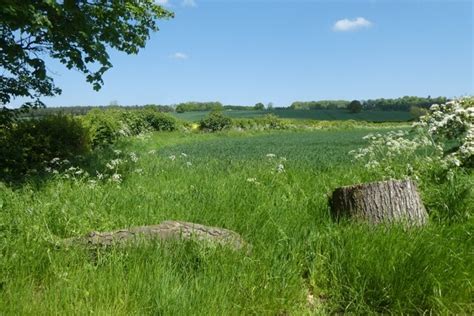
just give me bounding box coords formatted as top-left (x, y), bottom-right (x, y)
top-left (34, 0), bottom-right (474, 107)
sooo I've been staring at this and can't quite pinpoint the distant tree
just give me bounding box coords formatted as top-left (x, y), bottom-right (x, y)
top-left (254, 102), bottom-right (265, 110)
top-left (266, 102), bottom-right (274, 110)
top-left (347, 100), bottom-right (363, 113)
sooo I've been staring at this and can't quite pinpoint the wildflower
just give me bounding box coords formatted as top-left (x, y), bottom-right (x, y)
top-left (50, 157), bottom-right (60, 164)
top-left (96, 172), bottom-right (104, 180)
top-left (186, 161), bottom-right (192, 167)
top-left (181, 153), bottom-right (188, 157)
top-left (44, 167), bottom-right (52, 173)
top-left (111, 173), bottom-right (122, 183)
top-left (75, 169), bottom-right (84, 175)
top-left (113, 149), bottom-right (122, 155)
top-left (129, 152), bottom-right (138, 163)
top-left (135, 168), bottom-right (143, 174)
top-left (148, 149), bottom-right (157, 155)
top-left (169, 155), bottom-right (176, 161)
top-left (266, 153), bottom-right (276, 158)
top-left (276, 163), bottom-right (285, 173)
top-left (246, 178), bottom-right (257, 183)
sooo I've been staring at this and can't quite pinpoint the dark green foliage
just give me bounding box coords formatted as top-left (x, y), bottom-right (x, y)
top-left (290, 96), bottom-right (447, 112)
top-left (348, 100), bottom-right (363, 113)
top-left (199, 111), bottom-right (232, 131)
top-left (410, 106), bottom-right (429, 118)
top-left (364, 96), bottom-right (447, 111)
top-left (176, 102), bottom-right (223, 113)
top-left (290, 100), bottom-right (350, 110)
top-left (222, 105), bottom-right (256, 111)
top-left (82, 109), bottom-right (122, 147)
top-left (254, 103), bottom-right (265, 110)
top-left (0, 1), bottom-right (173, 104)
top-left (142, 109), bottom-right (178, 131)
top-left (0, 114), bottom-right (90, 182)
top-left (82, 108), bottom-right (180, 147)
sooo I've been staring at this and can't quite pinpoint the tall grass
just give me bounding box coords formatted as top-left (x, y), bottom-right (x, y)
top-left (0, 129), bottom-right (472, 314)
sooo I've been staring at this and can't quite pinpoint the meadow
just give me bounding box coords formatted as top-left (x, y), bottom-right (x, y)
top-left (173, 109), bottom-right (414, 122)
top-left (1, 127), bottom-right (472, 314)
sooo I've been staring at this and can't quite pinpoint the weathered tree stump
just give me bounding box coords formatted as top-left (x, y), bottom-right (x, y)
top-left (329, 179), bottom-right (428, 225)
top-left (63, 220), bottom-right (247, 251)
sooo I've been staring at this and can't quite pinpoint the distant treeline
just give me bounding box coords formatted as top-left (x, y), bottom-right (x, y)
top-left (176, 102), bottom-right (223, 113)
top-left (19, 96), bottom-right (448, 117)
top-left (21, 104), bottom-right (174, 118)
top-left (290, 96), bottom-right (447, 112)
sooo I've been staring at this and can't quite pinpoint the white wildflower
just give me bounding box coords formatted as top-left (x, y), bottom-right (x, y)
top-left (169, 155), bottom-right (176, 161)
top-left (266, 153), bottom-right (276, 158)
top-left (276, 163), bottom-right (285, 173)
top-left (181, 153), bottom-right (188, 157)
top-left (111, 173), bottom-right (122, 183)
top-left (186, 161), bottom-right (192, 167)
top-left (129, 152), bottom-right (138, 163)
top-left (113, 149), bottom-right (122, 155)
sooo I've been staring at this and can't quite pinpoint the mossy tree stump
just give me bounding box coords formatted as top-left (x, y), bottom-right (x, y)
top-left (329, 179), bottom-right (428, 225)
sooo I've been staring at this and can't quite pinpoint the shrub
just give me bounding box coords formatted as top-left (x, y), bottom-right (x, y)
top-left (118, 110), bottom-right (151, 136)
top-left (142, 109), bottom-right (178, 131)
top-left (0, 114), bottom-right (90, 182)
top-left (199, 111), bottom-right (232, 132)
top-left (256, 114), bottom-right (288, 129)
top-left (82, 109), bottom-right (121, 147)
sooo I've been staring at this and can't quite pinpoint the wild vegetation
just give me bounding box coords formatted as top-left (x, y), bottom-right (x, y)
top-left (1, 2), bottom-right (472, 315)
top-left (0, 99), bottom-right (472, 314)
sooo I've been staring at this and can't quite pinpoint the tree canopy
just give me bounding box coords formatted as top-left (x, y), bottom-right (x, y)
top-left (0, 0), bottom-right (173, 124)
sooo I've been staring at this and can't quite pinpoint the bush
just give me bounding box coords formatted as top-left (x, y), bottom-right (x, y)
top-left (256, 114), bottom-right (288, 129)
top-left (117, 110), bottom-right (151, 136)
top-left (199, 111), bottom-right (232, 132)
top-left (82, 109), bottom-right (121, 147)
top-left (0, 114), bottom-right (90, 182)
top-left (142, 109), bottom-right (178, 131)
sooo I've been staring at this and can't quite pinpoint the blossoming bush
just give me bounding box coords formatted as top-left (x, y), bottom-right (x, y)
top-left (350, 97), bottom-right (473, 221)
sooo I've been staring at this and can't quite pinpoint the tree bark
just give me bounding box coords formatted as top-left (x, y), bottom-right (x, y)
top-left (329, 179), bottom-right (428, 225)
top-left (63, 220), bottom-right (247, 251)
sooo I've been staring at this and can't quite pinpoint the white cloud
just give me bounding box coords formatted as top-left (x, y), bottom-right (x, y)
top-left (333, 17), bottom-right (373, 32)
top-left (170, 52), bottom-right (189, 60)
top-left (181, 0), bottom-right (197, 7)
top-left (155, 0), bottom-right (169, 5)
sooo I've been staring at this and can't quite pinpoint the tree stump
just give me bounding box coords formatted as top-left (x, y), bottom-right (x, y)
top-left (329, 179), bottom-right (428, 225)
top-left (63, 220), bottom-right (248, 251)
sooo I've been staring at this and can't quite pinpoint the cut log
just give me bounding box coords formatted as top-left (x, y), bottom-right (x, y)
top-left (329, 179), bottom-right (428, 225)
top-left (63, 220), bottom-right (247, 251)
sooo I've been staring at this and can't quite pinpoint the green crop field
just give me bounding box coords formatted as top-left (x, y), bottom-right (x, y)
top-left (1, 128), bottom-right (472, 315)
top-left (173, 109), bottom-right (415, 122)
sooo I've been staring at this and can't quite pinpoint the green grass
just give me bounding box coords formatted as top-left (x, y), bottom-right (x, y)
top-left (0, 129), bottom-right (472, 314)
top-left (174, 109), bottom-right (414, 122)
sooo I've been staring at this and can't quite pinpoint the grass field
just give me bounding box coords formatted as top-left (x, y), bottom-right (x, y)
top-left (1, 128), bottom-right (472, 314)
top-left (173, 109), bottom-right (415, 122)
